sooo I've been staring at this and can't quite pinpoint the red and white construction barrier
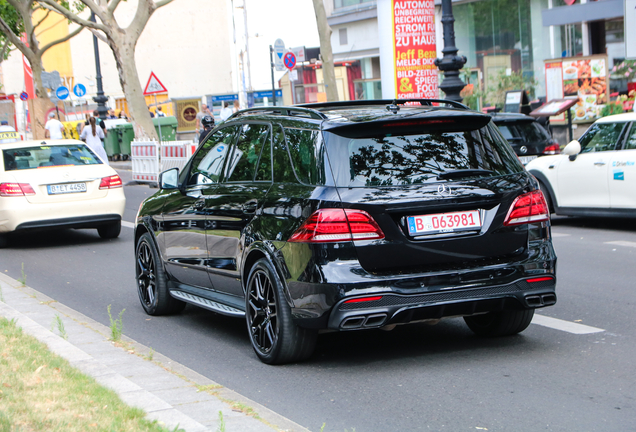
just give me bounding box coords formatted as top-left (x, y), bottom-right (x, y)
top-left (131, 140), bottom-right (160, 183)
top-left (160, 141), bottom-right (197, 173)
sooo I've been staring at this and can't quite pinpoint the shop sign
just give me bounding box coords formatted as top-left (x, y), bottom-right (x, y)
top-left (392, 0), bottom-right (437, 99)
top-left (174, 98), bottom-right (200, 132)
top-left (544, 55), bottom-right (608, 124)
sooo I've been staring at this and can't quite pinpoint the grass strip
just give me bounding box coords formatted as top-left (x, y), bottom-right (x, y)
top-left (0, 317), bottom-right (180, 432)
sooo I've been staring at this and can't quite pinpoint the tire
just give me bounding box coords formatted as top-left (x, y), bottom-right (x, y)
top-left (245, 258), bottom-right (317, 365)
top-left (464, 309), bottom-right (534, 337)
top-left (538, 182), bottom-right (554, 214)
top-left (98, 221), bottom-right (121, 239)
top-left (135, 232), bottom-right (185, 315)
top-left (0, 234), bottom-right (8, 248)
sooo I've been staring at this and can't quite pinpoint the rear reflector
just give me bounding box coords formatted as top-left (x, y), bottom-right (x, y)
top-left (0, 182), bottom-right (35, 196)
top-left (343, 296), bottom-right (383, 304)
top-left (99, 175), bottom-right (123, 189)
top-left (289, 208), bottom-right (385, 243)
top-left (527, 276), bottom-right (554, 283)
top-left (504, 190), bottom-right (550, 226)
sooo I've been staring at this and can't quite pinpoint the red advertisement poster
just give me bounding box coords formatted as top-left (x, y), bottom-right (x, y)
top-left (392, 0), bottom-right (437, 99)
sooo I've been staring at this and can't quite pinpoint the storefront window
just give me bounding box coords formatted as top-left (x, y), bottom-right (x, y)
top-left (353, 57), bottom-right (382, 100)
top-left (454, 0), bottom-right (550, 102)
top-left (558, 24), bottom-right (582, 58)
top-left (334, 0), bottom-right (375, 10)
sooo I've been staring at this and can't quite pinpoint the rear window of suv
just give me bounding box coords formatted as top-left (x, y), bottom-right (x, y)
top-left (325, 125), bottom-right (523, 187)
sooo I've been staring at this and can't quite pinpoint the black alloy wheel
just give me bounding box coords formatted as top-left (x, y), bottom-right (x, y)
top-left (245, 258), bottom-right (317, 364)
top-left (136, 233), bottom-right (185, 315)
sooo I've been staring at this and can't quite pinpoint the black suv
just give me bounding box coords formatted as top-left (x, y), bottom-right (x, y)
top-left (492, 113), bottom-right (559, 164)
top-left (134, 100), bottom-right (557, 364)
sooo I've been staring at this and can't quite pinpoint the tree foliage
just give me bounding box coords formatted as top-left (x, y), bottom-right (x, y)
top-left (0, 0), bottom-right (23, 62)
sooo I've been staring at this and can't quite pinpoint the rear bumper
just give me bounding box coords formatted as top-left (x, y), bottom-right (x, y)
top-left (15, 214), bottom-right (122, 231)
top-left (327, 278), bottom-right (556, 330)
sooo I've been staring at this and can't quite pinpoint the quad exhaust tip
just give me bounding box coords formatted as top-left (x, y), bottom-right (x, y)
top-left (341, 313), bottom-right (388, 329)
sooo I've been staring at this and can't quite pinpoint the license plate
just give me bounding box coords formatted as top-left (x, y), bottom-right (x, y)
top-left (519, 155), bottom-right (537, 165)
top-left (47, 182), bottom-right (87, 195)
top-left (407, 210), bottom-right (481, 236)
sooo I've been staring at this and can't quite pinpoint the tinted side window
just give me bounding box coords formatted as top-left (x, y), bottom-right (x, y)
top-left (225, 124), bottom-right (269, 182)
top-left (284, 128), bottom-right (326, 185)
top-left (624, 124), bottom-right (636, 150)
top-left (188, 126), bottom-right (237, 185)
top-left (515, 122), bottom-right (550, 142)
top-left (579, 123), bottom-right (625, 153)
top-left (272, 125), bottom-right (297, 183)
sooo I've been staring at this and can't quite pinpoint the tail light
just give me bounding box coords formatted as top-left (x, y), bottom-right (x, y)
top-left (0, 183), bottom-right (35, 196)
top-left (99, 175), bottom-right (123, 189)
top-left (504, 190), bottom-right (550, 226)
top-left (543, 143), bottom-right (560, 155)
top-left (289, 208), bottom-right (385, 243)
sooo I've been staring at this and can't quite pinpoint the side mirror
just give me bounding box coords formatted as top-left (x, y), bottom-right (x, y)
top-left (159, 167), bottom-right (179, 190)
top-left (562, 140), bottom-right (581, 156)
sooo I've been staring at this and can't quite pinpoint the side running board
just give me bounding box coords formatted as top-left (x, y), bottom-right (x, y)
top-left (170, 290), bottom-right (245, 317)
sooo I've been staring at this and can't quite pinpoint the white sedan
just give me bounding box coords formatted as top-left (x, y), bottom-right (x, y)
top-left (0, 139), bottom-right (126, 247)
top-left (526, 113), bottom-right (636, 218)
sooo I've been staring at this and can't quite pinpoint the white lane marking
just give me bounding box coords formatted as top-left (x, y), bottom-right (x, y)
top-left (551, 233), bottom-right (571, 238)
top-left (604, 241), bottom-right (636, 248)
top-left (532, 314), bottom-right (604, 334)
top-left (122, 221), bottom-right (135, 229)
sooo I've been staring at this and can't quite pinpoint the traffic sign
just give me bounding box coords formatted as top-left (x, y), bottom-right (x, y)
top-left (283, 52), bottom-right (296, 70)
top-left (19, 92), bottom-right (28, 101)
top-left (143, 72), bottom-right (168, 95)
top-left (55, 86), bottom-right (69, 100)
top-left (274, 39), bottom-right (285, 71)
top-left (73, 83), bottom-right (87, 97)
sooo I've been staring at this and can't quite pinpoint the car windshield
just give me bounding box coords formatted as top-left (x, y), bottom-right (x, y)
top-left (325, 126), bottom-right (523, 187)
top-left (3, 144), bottom-right (102, 171)
top-left (515, 122), bottom-right (550, 141)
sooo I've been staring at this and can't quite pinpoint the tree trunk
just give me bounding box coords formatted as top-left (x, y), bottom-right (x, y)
top-left (29, 54), bottom-right (48, 99)
top-left (109, 38), bottom-right (158, 140)
top-left (312, 0), bottom-right (339, 102)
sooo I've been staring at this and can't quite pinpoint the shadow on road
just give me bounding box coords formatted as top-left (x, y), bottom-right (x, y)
top-left (4, 228), bottom-right (126, 249)
top-left (551, 215), bottom-right (636, 233)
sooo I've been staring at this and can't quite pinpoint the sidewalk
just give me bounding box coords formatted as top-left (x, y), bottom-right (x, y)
top-left (0, 272), bottom-right (309, 432)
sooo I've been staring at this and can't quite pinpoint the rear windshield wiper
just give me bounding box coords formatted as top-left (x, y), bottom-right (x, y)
top-left (437, 169), bottom-right (495, 180)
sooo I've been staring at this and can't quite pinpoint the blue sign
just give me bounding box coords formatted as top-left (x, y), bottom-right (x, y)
top-left (73, 83), bottom-right (87, 97)
top-left (252, 90), bottom-right (282, 99)
top-left (210, 94), bottom-right (239, 102)
top-left (56, 86), bottom-right (69, 100)
top-left (19, 92), bottom-right (28, 101)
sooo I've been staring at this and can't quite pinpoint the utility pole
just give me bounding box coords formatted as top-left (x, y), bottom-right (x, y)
top-left (269, 45), bottom-right (277, 106)
top-left (91, 12), bottom-right (108, 119)
top-left (243, 0), bottom-right (253, 108)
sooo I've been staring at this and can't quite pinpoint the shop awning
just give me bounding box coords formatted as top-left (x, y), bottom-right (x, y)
top-left (542, 0), bottom-right (624, 27)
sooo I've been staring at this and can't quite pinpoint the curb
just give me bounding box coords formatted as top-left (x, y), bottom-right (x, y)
top-left (0, 272), bottom-right (310, 432)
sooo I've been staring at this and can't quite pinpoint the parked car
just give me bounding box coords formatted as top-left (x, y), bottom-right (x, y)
top-left (526, 112), bottom-right (636, 218)
top-left (0, 140), bottom-right (125, 247)
top-left (492, 113), bottom-right (560, 164)
top-left (134, 100), bottom-right (557, 364)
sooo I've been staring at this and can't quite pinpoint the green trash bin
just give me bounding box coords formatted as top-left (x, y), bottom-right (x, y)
top-left (103, 127), bottom-right (121, 160)
top-left (153, 116), bottom-right (177, 141)
top-left (115, 123), bottom-right (135, 159)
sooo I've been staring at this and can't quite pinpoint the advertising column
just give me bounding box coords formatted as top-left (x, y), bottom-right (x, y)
top-left (378, 0), bottom-right (438, 99)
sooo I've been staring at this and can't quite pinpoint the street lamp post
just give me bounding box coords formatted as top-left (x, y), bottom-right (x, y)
top-left (91, 12), bottom-right (108, 120)
top-left (434, 0), bottom-right (467, 102)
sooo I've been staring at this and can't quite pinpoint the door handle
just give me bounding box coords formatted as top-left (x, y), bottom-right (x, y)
top-left (594, 161), bottom-right (606, 166)
top-left (193, 199), bottom-right (206, 209)
top-left (242, 202), bottom-right (258, 213)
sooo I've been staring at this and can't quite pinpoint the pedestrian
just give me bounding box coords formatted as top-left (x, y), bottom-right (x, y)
top-left (44, 112), bottom-right (65, 140)
top-left (85, 110), bottom-right (107, 137)
top-left (149, 107), bottom-right (155, 118)
top-left (219, 102), bottom-right (233, 122)
top-left (195, 104), bottom-right (210, 135)
top-left (233, 100), bottom-right (240, 113)
top-left (156, 106), bottom-right (166, 117)
top-left (108, 109), bottom-right (118, 119)
top-left (198, 115), bottom-right (215, 145)
top-left (118, 110), bottom-right (128, 120)
top-left (80, 117), bottom-right (108, 164)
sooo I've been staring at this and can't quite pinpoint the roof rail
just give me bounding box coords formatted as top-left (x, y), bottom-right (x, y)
top-left (227, 107), bottom-right (327, 121)
top-left (298, 99), bottom-right (469, 110)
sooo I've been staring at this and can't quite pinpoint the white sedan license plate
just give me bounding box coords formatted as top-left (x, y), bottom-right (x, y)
top-left (47, 182), bottom-right (87, 195)
top-left (407, 210), bottom-right (481, 236)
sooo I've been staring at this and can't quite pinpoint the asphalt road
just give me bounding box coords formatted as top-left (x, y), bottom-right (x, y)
top-left (2, 169), bottom-right (635, 431)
